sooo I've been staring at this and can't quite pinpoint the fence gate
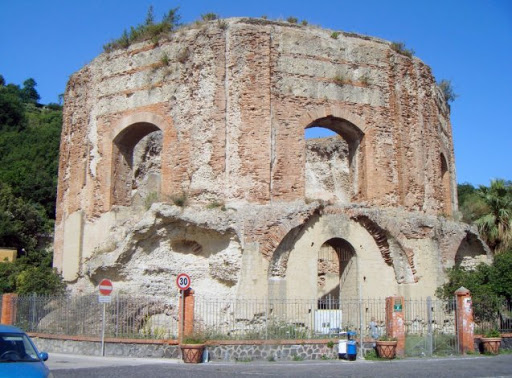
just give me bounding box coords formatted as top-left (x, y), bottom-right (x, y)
top-left (405, 297), bottom-right (458, 357)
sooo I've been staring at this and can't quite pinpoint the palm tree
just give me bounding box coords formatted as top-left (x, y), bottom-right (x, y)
top-left (475, 179), bottom-right (512, 253)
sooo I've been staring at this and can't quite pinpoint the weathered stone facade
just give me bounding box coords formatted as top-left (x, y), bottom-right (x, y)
top-left (54, 18), bottom-right (490, 301)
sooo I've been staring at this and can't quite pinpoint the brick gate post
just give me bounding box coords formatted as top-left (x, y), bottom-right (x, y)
top-left (385, 296), bottom-right (405, 357)
top-left (1, 293), bottom-right (18, 325)
top-left (455, 286), bottom-right (474, 354)
top-left (179, 288), bottom-right (195, 341)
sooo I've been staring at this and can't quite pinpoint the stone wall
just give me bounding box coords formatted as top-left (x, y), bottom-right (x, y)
top-left (29, 334), bottom-right (512, 361)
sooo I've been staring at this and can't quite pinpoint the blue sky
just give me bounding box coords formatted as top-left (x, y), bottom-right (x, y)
top-left (1, 0), bottom-right (510, 186)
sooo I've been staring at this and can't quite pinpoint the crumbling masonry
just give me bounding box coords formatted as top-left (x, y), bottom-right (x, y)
top-left (54, 18), bottom-right (490, 301)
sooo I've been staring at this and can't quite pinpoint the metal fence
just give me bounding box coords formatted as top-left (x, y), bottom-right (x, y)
top-left (5, 293), bottom-right (509, 347)
top-left (404, 298), bottom-right (457, 356)
top-left (11, 294), bottom-right (180, 340)
top-left (472, 299), bottom-right (512, 333)
top-left (193, 296), bottom-right (454, 342)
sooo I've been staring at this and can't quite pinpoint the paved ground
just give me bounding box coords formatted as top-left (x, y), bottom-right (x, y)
top-left (46, 353), bottom-right (512, 378)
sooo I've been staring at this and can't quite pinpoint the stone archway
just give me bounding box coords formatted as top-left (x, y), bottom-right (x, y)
top-left (304, 116), bottom-right (364, 203)
top-left (454, 232), bottom-right (490, 269)
top-left (111, 122), bottom-right (162, 207)
top-left (317, 237), bottom-right (357, 306)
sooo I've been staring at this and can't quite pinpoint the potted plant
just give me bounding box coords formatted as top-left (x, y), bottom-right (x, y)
top-left (375, 335), bottom-right (398, 359)
top-left (180, 333), bottom-right (207, 363)
top-left (480, 329), bottom-right (502, 354)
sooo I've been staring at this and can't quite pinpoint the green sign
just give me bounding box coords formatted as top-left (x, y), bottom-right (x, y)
top-left (394, 300), bottom-right (402, 312)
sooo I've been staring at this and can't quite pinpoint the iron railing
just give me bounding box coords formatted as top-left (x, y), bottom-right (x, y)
top-left (11, 294), bottom-right (180, 340)
top-left (7, 294), bottom-right (508, 345)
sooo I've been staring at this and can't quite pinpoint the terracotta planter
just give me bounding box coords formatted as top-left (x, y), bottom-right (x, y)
top-left (180, 344), bottom-right (205, 363)
top-left (481, 337), bottom-right (502, 354)
top-left (375, 341), bottom-right (398, 359)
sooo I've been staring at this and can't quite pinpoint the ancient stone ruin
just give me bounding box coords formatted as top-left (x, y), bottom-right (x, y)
top-left (54, 18), bottom-right (490, 301)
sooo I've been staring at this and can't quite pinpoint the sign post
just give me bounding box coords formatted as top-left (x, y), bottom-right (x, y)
top-left (98, 279), bottom-right (113, 356)
top-left (176, 273), bottom-right (191, 341)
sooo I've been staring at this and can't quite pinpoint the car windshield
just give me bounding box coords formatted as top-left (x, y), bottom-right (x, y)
top-left (0, 332), bottom-right (40, 362)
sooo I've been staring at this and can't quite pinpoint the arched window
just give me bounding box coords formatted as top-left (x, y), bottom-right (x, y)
top-left (112, 122), bottom-right (162, 207)
top-left (304, 116), bottom-right (363, 204)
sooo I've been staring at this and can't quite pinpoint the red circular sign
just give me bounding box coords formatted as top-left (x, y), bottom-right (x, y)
top-left (176, 273), bottom-right (191, 291)
top-left (99, 279), bottom-right (113, 295)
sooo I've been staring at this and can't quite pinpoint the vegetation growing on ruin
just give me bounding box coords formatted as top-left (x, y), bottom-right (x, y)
top-left (390, 41), bottom-right (415, 58)
top-left (103, 6), bottom-right (181, 52)
top-left (0, 74), bottom-right (65, 294)
top-left (333, 74), bottom-right (348, 86)
top-left (201, 13), bottom-right (219, 21)
top-left (438, 79), bottom-right (458, 105)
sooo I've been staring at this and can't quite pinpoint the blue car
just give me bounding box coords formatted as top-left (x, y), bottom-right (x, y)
top-left (0, 325), bottom-right (52, 377)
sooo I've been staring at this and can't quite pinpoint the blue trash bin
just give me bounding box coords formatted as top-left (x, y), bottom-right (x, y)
top-left (347, 340), bottom-right (357, 360)
top-left (346, 331), bottom-right (357, 360)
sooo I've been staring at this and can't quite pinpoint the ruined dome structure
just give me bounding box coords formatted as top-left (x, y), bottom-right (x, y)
top-left (54, 18), bottom-right (490, 300)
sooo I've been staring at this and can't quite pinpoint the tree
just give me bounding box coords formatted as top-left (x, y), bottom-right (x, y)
top-left (475, 179), bottom-right (512, 253)
top-left (0, 84), bottom-right (26, 131)
top-left (458, 183), bottom-right (488, 223)
top-left (21, 78), bottom-right (40, 104)
top-left (436, 249), bottom-right (512, 328)
top-left (0, 183), bottom-right (50, 251)
top-left (0, 74), bottom-right (66, 295)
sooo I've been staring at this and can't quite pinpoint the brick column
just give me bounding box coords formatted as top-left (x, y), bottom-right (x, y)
top-left (1, 293), bottom-right (18, 325)
top-left (455, 287), bottom-right (474, 354)
top-left (178, 288), bottom-right (195, 342)
top-left (385, 296), bottom-right (405, 357)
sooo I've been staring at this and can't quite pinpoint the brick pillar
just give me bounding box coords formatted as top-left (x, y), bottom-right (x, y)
top-left (1, 293), bottom-right (18, 325)
top-left (455, 286), bottom-right (474, 354)
top-left (385, 296), bottom-right (405, 357)
top-left (178, 288), bottom-right (195, 342)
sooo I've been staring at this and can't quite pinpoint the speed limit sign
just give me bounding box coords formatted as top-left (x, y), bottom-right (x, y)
top-left (176, 273), bottom-right (191, 291)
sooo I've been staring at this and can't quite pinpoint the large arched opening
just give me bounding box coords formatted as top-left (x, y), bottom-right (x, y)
top-left (111, 122), bottom-right (163, 207)
top-left (317, 237), bottom-right (357, 308)
top-left (304, 116), bottom-right (364, 203)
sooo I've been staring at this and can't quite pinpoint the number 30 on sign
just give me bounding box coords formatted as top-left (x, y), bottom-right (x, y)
top-left (176, 273), bottom-right (191, 291)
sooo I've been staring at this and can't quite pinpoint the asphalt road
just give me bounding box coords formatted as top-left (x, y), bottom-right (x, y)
top-left (47, 353), bottom-right (512, 378)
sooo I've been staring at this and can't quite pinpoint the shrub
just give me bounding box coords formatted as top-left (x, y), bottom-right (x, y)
top-left (206, 200), bottom-right (225, 210)
top-left (160, 53), bottom-right (170, 66)
top-left (217, 19), bottom-right (228, 30)
top-left (201, 13), bottom-right (219, 21)
top-left (331, 31), bottom-right (340, 39)
top-left (170, 192), bottom-right (188, 207)
top-left (103, 6), bottom-right (181, 52)
top-left (438, 79), bottom-right (458, 104)
top-left (333, 74), bottom-right (348, 86)
top-left (390, 41), bottom-right (415, 58)
top-left (301, 20), bottom-right (308, 26)
top-left (484, 329), bottom-right (501, 338)
top-left (287, 17), bottom-right (298, 24)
